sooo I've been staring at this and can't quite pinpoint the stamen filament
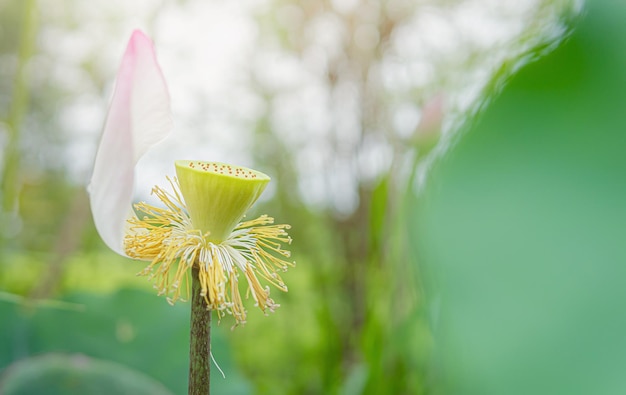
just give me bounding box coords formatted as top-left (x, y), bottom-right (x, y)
top-left (123, 177), bottom-right (293, 325)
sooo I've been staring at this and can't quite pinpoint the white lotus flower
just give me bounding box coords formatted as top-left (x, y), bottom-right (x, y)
top-left (88, 30), bottom-right (293, 325)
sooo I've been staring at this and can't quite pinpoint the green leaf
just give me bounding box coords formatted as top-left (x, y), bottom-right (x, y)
top-left (0, 288), bottom-right (252, 395)
top-left (0, 354), bottom-right (174, 395)
top-left (409, 1), bottom-right (626, 394)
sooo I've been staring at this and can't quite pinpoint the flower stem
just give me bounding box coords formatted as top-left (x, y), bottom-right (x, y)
top-left (189, 267), bottom-right (211, 395)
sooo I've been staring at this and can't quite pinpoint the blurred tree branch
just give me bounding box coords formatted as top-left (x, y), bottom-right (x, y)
top-left (1, 0), bottom-right (37, 213)
top-left (29, 189), bottom-right (90, 300)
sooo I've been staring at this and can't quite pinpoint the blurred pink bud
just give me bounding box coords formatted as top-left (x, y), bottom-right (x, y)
top-left (413, 93), bottom-right (445, 152)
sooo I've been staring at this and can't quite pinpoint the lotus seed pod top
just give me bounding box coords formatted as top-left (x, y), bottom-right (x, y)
top-left (175, 160), bottom-right (270, 243)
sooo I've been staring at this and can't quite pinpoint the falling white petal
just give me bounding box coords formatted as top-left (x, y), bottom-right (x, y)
top-left (88, 30), bottom-right (172, 255)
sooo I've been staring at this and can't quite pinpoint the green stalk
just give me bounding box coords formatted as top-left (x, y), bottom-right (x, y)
top-left (189, 267), bottom-right (211, 395)
top-left (1, 0), bottom-right (37, 212)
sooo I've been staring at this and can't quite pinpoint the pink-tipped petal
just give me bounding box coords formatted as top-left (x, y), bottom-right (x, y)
top-left (88, 30), bottom-right (172, 255)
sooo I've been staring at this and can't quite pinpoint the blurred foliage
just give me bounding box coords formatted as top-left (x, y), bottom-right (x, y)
top-left (0, 0), bottom-right (589, 394)
top-left (411, 0), bottom-right (626, 394)
top-left (0, 354), bottom-right (175, 395)
top-left (0, 289), bottom-right (250, 394)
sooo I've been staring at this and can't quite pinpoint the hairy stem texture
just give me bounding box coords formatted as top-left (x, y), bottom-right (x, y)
top-left (189, 267), bottom-right (211, 395)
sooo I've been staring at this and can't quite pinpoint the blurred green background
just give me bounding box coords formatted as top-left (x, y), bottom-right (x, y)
top-left (412, 1), bottom-right (626, 394)
top-left (2, 0), bottom-right (624, 394)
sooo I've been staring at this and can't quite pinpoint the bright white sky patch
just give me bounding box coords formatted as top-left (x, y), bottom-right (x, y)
top-left (33, 0), bottom-right (576, 213)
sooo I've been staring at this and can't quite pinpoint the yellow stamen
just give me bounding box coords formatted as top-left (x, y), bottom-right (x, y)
top-left (123, 177), bottom-right (294, 326)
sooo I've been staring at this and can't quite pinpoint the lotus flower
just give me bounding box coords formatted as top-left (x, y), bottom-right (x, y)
top-left (88, 30), bottom-right (293, 325)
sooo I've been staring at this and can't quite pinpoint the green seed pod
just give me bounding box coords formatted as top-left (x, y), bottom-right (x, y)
top-left (175, 160), bottom-right (270, 243)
